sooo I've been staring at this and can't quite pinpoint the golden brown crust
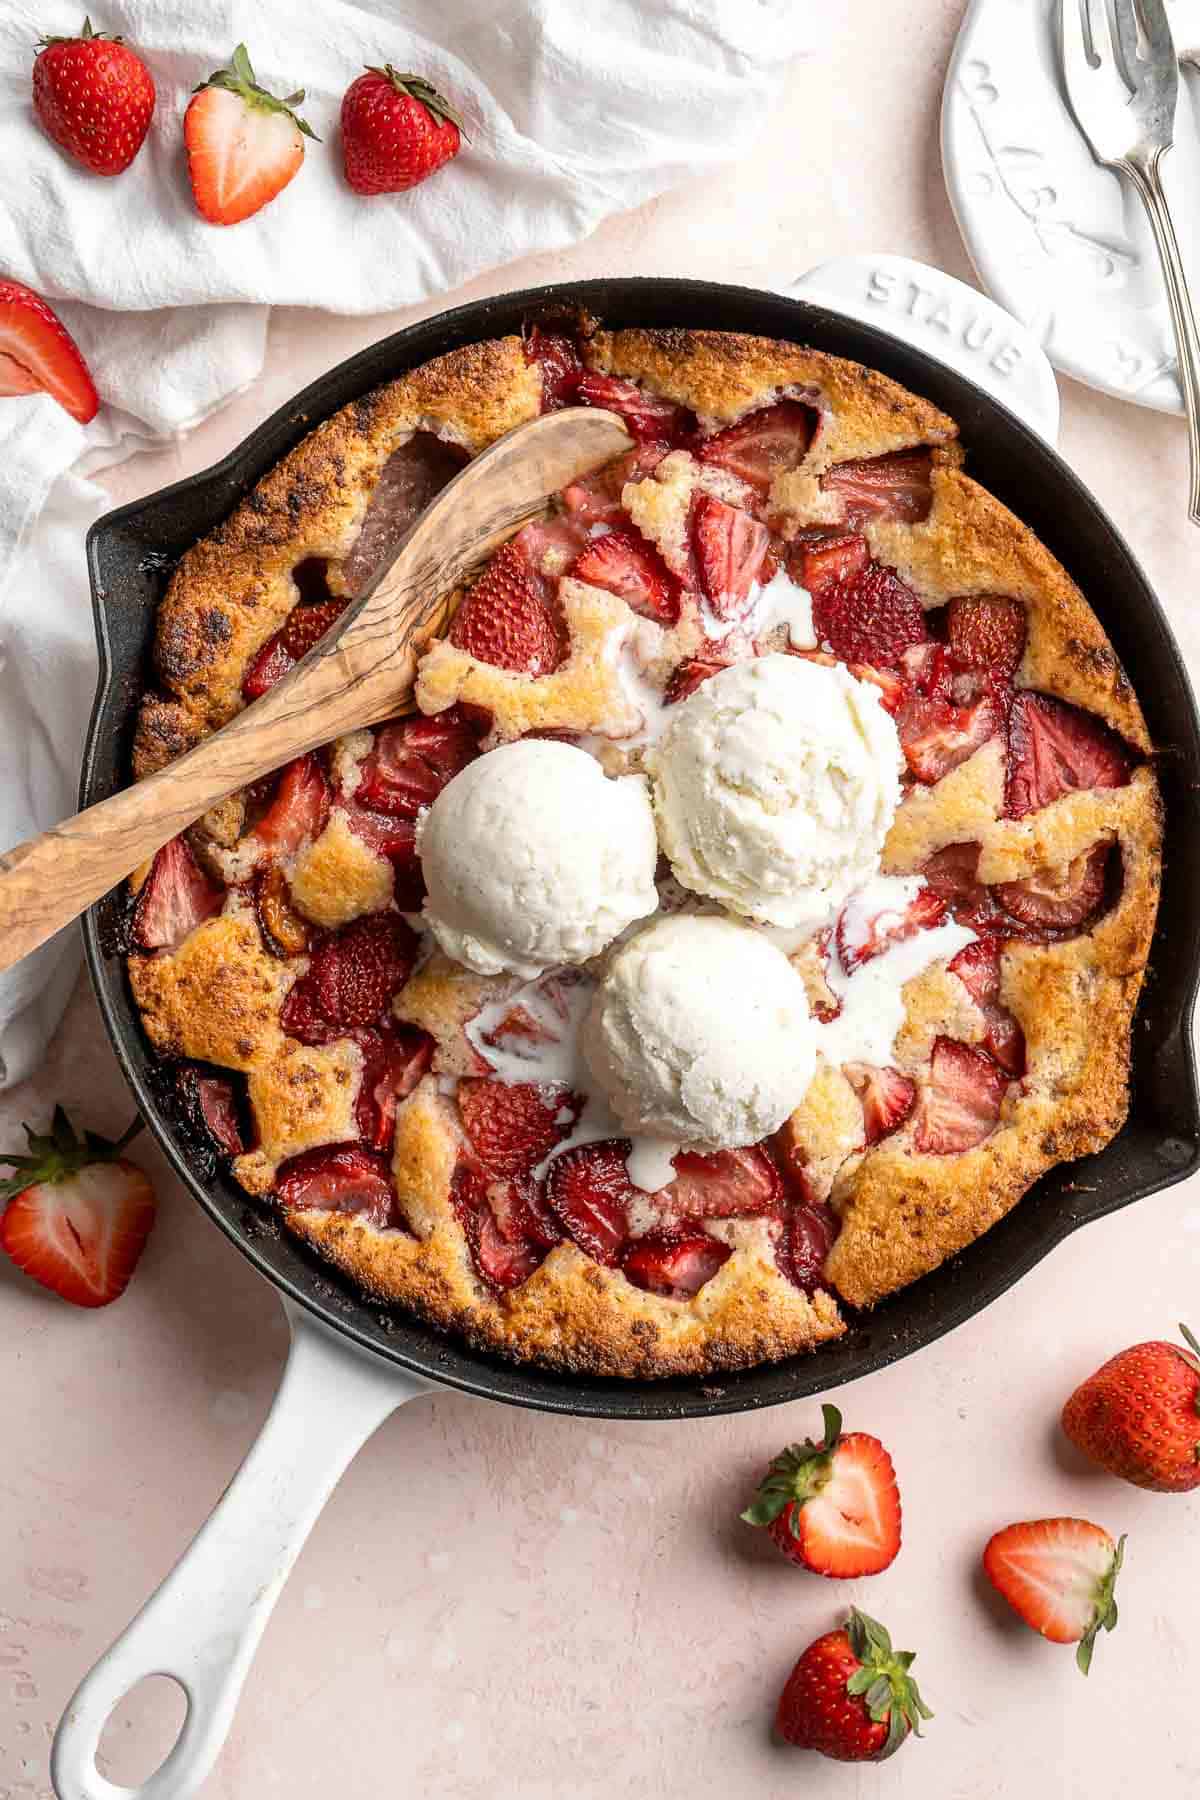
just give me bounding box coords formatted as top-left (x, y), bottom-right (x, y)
top-left (125, 322), bottom-right (1163, 1378)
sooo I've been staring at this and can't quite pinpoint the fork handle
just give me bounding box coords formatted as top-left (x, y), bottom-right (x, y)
top-left (1125, 147), bottom-right (1200, 527)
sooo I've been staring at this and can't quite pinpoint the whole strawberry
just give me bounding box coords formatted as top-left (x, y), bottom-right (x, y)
top-left (776, 1608), bottom-right (931, 1762)
top-left (1062, 1324), bottom-right (1200, 1492)
top-left (1, 1107), bottom-right (154, 1307)
top-left (341, 66), bottom-right (466, 195)
top-left (740, 1404), bottom-right (902, 1577)
top-left (33, 16), bottom-right (155, 176)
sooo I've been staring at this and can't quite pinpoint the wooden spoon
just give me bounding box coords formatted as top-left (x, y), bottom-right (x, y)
top-left (0, 407), bottom-right (632, 974)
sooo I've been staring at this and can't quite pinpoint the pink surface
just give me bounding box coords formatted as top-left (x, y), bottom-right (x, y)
top-left (4, 4), bottom-right (1200, 1795)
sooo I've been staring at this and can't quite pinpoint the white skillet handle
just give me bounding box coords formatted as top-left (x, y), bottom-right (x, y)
top-left (51, 1301), bottom-right (429, 1800)
top-left (788, 253), bottom-right (1061, 446)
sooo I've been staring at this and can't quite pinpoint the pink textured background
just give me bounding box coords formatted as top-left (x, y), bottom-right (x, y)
top-left (4, 4), bottom-right (1200, 1795)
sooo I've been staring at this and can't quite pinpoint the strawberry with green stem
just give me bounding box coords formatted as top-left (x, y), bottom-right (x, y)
top-left (741, 1403), bottom-right (901, 1577)
top-left (1, 1107), bottom-right (155, 1307)
top-left (184, 44), bottom-right (317, 227)
top-left (776, 1608), bottom-right (931, 1761)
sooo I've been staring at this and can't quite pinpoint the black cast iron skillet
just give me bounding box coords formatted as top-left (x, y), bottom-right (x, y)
top-left (81, 278), bottom-right (1200, 1422)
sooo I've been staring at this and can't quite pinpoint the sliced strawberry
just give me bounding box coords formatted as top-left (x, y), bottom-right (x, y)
top-left (996, 844), bottom-right (1110, 935)
top-left (666, 1146), bottom-right (782, 1219)
top-left (778, 1201), bottom-right (839, 1294)
top-left (577, 372), bottom-right (693, 446)
top-left (820, 447), bottom-right (933, 526)
top-left (742, 1405), bottom-right (902, 1578)
top-left (250, 754), bottom-right (330, 858)
top-left (458, 1079), bottom-right (581, 1178)
top-left (276, 1143), bottom-right (398, 1229)
top-left (525, 326), bottom-right (583, 410)
top-left (691, 494), bottom-right (769, 620)
top-left (356, 708), bottom-right (479, 817)
top-left (184, 50), bottom-right (312, 227)
top-left (0, 279), bottom-right (99, 424)
top-left (573, 530), bottom-right (681, 624)
top-left (449, 537), bottom-right (565, 674)
top-left (242, 599), bottom-right (348, 700)
top-left (982, 1518), bottom-right (1125, 1674)
top-left (0, 1109), bottom-right (154, 1308)
top-left (621, 1231), bottom-right (731, 1300)
top-left (175, 1066), bottom-right (246, 1158)
top-left (1006, 693), bottom-right (1132, 819)
top-left (789, 527), bottom-right (870, 598)
top-left (132, 835), bottom-right (223, 952)
top-left (353, 1023), bottom-right (433, 1150)
top-left (921, 841), bottom-right (1000, 933)
top-left (914, 1037), bottom-right (1008, 1154)
top-left (946, 594), bottom-right (1026, 675)
top-left (812, 561), bottom-right (928, 669)
top-left (835, 887), bottom-right (946, 975)
top-left (311, 913), bottom-right (419, 1031)
top-left (488, 1172), bottom-right (562, 1250)
top-left (515, 515), bottom-right (590, 579)
top-left (561, 442), bottom-right (671, 526)
top-left (900, 641), bottom-right (954, 701)
top-left (255, 864), bottom-right (310, 958)
top-left (664, 654), bottom-right (731, 705)
top-left (697, 400), bottom-right (815, 493)
top-left (544, 1139), bottom-right (632, 1265)
top-left (341, 802), bottom-right (419, 863)
top-left (947, 936), bottom-right (1000, 1008)
top-left (845, 1065), bottom-right (916, 1145)
top-left (897, 690), bottom-right (1002, 784)
top-left (471, 1208), bottom-right (544, 1289)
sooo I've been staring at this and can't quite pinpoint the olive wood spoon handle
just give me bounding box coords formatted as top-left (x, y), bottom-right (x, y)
top-left (0, 407), bottom-right (631, 974)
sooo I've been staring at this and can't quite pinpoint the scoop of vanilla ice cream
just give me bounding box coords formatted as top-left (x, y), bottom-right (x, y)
top-left (417, 739), bottom-right (660, 978)
top-left (582, 914), bottom-right (816, 1151)
top-left (646, 653), bottom-right (902, 929)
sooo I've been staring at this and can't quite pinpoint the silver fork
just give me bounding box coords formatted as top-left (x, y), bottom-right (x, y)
top-left (1059, 0), bottom-right (1200, 524)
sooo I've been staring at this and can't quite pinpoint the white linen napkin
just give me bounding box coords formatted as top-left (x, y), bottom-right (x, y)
top-left (0, 0), bottom-right (810, 1086)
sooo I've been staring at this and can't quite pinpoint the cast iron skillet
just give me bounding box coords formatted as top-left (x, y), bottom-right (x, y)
top-left (81, 278), bottom-right (1200, 1421)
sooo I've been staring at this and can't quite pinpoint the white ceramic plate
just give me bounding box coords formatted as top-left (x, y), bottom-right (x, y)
top-left (943, 0), bottom-right (1200, 414)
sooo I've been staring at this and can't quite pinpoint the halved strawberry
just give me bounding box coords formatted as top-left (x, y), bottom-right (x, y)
top-left (666, 1145), bottom-right (782, 1218)
top-left (255, 864), bottom-right (310, 957)
top-left (0, 1109), bottom-right (155, 1308)
top-left (184, 45), bottom-right (316, 227)
top-left (896, 690), bottom-right (1002, 784)
top-left (449, 537), bottom-right (565, 674)
top-left (946, 594), bottom-right (1026, 675)
top-left (341, 801), bottom-right (419, 862)
top-left (664, 654), bottom-right (730, 705)
top-left (900, 642), bottom-right (954, 702)
top-left (921, 841), bottom-right (1001, 933)
top-left (949, 936), bottom-right (1027, 1077)
top-left (458, 1079), bottom-right (581, 1178)
top-left (692, 494), bottom-right (769, 619)
top-left (845, 1065), bottom-right (916, 1145)
top-left (488, 1171), bottom-right (562, 1250)
top-left (812, 561), bottom-right (928, 669)
top-left (0, 279), bottom-right (98, 423)
top-left (913, 1037), bottom-right (1008, 1154)
top-left (561, 442), bottom-right (670, 526)
top-left (697, 400), bottom-right (815, 493)
top-left (311, 913), bottom-right (419, 1031)
top-left (242, 599), bottom-right (348, 700)
top-left (789, 528), bottom-right (870, 598)
top-left (356, 708), bottom-right (479, 817)
top-left (996, 843), bottom-right (1110, 935)
top-left (1006, 693), bottom-right (1132, 819)
top-left (353, 1023), bottom-right (433, 1150)
top-left (742, 1404), bottom-right (902, 1578)
top-left (276, 1143), bottom-right (398, 1228)
top-left (982, 1519), bottom-right (1125, 1675)
top-left (132, 835), bottom-right (223, 952)
top-left (525, 326), bottom-right (583, 410)
top-left (572, 529), bottom-right (680, 624)
top-left (778, 1201), bottom-right (839, 1294)
top-left (577, 372), bottom-right (692, 446)
top-left (470, 1208), bottom-right (543, 1289)
top-left (544, 1139), bottom-right (632, 1265)
top-left (820, 447), bottom-right (933, 526)
top-left (622, 1231), bottom-right (731, 1299)
top-left (175, 1066), bottom-right (246, 1158)
top-left (835, 887), bottom-right (946, 975)
top-left (250, 753), bottom-right (330, 858)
